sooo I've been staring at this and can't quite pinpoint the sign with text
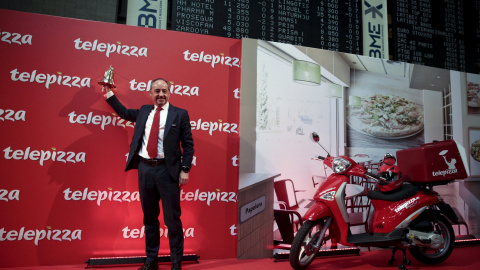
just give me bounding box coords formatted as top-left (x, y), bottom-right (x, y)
top-left (362, 0), bottom-right (388, 58)
top-left (126, 0), bottom-right (168, 29)
top-left (239, 196), bottom-right (266, 223)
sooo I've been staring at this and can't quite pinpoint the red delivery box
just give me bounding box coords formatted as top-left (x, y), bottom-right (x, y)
top-left (397, 140), bottom-right (470, 184)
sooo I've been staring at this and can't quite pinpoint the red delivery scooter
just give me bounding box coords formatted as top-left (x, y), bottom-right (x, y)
top-left (289, 132), bottom-right (470, 270)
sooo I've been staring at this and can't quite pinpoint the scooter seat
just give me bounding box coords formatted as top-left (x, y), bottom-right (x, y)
top-left (367, 183), bottom-right (420, 202)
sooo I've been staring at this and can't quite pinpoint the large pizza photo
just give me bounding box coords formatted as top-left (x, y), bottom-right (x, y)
top-left (467, 73), bottom-right (480, 114)
top-left (347, 94), bottom-right (424, 139)
top-left (467, 82), bottom-right (480, 108)
top-left (472, 139), bottom-right (480, 163)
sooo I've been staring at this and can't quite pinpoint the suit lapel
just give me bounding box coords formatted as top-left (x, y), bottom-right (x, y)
top-left (164, 105), bottom-right (177, 138)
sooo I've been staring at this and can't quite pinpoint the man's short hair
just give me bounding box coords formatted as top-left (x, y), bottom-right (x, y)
top-left (150, 78), bottom-right (170, 91)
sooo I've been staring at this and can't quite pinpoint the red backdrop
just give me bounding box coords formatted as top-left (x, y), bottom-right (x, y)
top-left (0, 9), bottom-right (241, 267)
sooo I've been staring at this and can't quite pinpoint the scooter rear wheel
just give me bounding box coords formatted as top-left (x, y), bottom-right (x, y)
top-left (409, 214), bottom-right (454, 264)
top-left (289, 219), bottom-right (325, 270)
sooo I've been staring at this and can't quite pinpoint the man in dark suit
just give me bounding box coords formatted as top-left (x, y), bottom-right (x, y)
top-left (103, 78), bottom-right (194, 270)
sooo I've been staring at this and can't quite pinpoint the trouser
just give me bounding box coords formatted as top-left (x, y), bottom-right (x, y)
top-left (138, 161), bottom-right (183, 264)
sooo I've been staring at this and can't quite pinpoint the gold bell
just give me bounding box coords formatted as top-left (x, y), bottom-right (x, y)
top-left (99, 66), bottom-right (116, 91)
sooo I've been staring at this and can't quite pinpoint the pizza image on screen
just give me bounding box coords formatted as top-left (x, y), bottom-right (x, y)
top-left (347, 94), bottom-right (424, 138)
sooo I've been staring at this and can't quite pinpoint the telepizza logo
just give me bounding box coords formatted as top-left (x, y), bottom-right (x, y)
top-left (63, 187), bottom-right (140, 206)
top-left (190, 118), bottom-right (238, 136)
top-left (432, 150), bottom-right (458, 177)
top-left (233, 88), bottom-right (240, 99)
top-left (130, 79), bottom-right (200, 96)
top-left (0, 109), bottom-right (26, 122)
top-left (183, 50), bottom-right (240, 68)
top-left (181, 189), bottom-right (237, 206)
top-left (3, 147), bottom-right (86, 166)
top-left (229, 224), bottom-right (237, 236)
top-left (1, 30), bottom-right (32, 45)
top-left (122, 226), bottom-right (194, 239)
top-left (74, 38), bottom-right (148, 58)
top-left (0, 227), bottom-right (82, 246)
top-left (68, 111), bottom-right (135, 130)
top-left (394, 196), bottom-right (419, 213)
top-left (0, 189), bottom-right (20, 202)
top-left (10, 68), bottom-right (91, 89)
top-left (231, 155), bottom-right (239, 167)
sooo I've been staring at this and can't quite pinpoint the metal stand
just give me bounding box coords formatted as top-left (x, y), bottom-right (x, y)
top-left (273, 247), bottom-right (360, 261)
top-left (454, 238), bottom-right (480, 247)
top-left (85, 254), bottom-right (199, 268)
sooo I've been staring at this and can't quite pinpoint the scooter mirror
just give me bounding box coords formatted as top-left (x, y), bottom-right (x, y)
top-left (311, 132), bottom-right (320, 143)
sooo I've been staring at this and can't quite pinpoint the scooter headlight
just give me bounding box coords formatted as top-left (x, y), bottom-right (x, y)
top-left (320, 191), bottom-right (336, 201)
top-left (332, 158), bottom-right (351, 173)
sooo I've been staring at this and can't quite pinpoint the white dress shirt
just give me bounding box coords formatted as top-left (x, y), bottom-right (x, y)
top-left (106, 91), bottom-right (168, 159)
top-left (138, 103), bottom-right (169, 159)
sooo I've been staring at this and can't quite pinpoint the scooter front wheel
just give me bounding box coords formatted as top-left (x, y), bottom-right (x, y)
top-left (289, 219), bottom-right (325, 270)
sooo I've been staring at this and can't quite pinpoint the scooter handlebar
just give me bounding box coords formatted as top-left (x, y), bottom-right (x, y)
top-left (312, 155), bottom-right (326, 160)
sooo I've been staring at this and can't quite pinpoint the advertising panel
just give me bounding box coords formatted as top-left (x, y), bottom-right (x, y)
top-left (0, 9), bottom-right (241, 267)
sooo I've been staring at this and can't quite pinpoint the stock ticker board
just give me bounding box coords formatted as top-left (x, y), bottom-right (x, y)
top-left (172, 0), bottom-right (362, 55)
top-left (391, 0), bottom-right (479, 74)
top-left (172, 0), bottom-right (480, 74)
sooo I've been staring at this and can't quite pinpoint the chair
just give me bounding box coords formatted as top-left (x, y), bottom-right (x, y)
top-left (312, 162), bottom-right (328, 188)
top-left (312, 175), bottom-right (325, 188)
top-left (273, 179), bottom-right (306, 249)
top-left (451, 207), bottom-right (470, 236)
top-left (353, 154), bottom-right (372, 168)
top-left (274, 179), bottom-right (305, 210)
top-left (366, 160), bottom-right (382, 173)
top-left (273, 209), bottom-right (304, 248)
top-left (346, 176), bottom-right (377, 231)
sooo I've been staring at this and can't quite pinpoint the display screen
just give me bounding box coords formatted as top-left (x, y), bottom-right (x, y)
top-left (172, 0), bottom-right (362, 54)
top-left (172, 0), bottom-right (479, 73)
top-left (390, 0), bottom-right (479, 73)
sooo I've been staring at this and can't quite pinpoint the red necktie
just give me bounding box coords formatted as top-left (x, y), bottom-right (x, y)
top-left (147, 107), bottom-right (162, 159)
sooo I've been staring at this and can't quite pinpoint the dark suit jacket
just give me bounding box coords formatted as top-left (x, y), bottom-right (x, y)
top-left (106, 95), bottom-right (194, 179)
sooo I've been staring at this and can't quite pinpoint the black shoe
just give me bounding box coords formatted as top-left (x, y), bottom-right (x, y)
top-left (138, 260), bottom-right (159, 270)
top-left (171, 262), bottom-right (182, 270)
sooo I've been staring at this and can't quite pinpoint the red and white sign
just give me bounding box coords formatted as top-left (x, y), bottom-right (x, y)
top-left (0, 9), bottom-right (241, 267)
top-left (397, 140), bottom-right (470, 183)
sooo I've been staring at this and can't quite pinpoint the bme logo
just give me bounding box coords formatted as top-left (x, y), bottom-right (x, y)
top-left (363, 0), bottom-right (386, 58)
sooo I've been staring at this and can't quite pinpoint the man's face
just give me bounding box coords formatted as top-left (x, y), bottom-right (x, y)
top-left (150, 79), bottom-right (170, 107)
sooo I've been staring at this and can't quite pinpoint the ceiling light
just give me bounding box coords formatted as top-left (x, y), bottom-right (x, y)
top-left (327, 83), bottom-right (342, 99)
top-left (292, 60), bottom-right (321, 85)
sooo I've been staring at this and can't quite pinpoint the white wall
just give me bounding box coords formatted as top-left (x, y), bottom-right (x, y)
top-left (254, 43), bottom-right (337, 198)
top-left (423, 89), bottom-right (444, 143)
